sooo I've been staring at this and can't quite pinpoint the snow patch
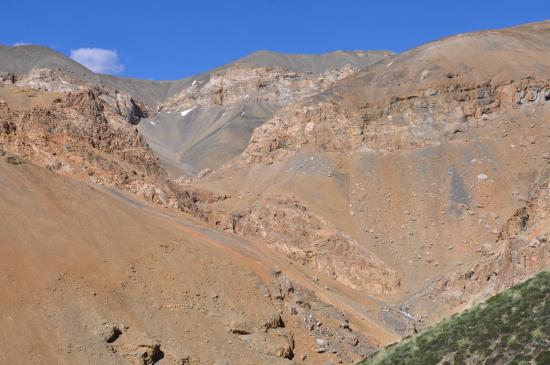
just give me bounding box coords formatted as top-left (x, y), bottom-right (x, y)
top-left (60, 79), bottom-right (70, 85)
top-left (385, 61), bottom-right (395, 68)
top-left (149, 121), bottom-right (156, 126)
top-left (192, 80), bottom-right (197, 86)
top-left (180, 106), bottom-right (197, 117)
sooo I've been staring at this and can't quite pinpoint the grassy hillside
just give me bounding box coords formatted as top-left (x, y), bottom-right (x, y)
top-left (360, 272), bottom-right (550, 365)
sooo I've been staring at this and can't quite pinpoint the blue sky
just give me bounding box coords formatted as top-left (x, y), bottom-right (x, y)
top-left (2, 0), bottom-right (548, 80)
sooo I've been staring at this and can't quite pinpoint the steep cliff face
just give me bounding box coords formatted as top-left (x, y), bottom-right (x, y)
top-left (158, 64), bottom-right (360, 111)
top-left (240, 78), bottom-right (550, 163)
top-left (0, 85), bottom-right (206, 213)
top-left (0, 87), bottom-right (161, 183)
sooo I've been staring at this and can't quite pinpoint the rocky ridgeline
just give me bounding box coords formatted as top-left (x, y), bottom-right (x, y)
top-left (359, 78), bottom-right (550, 150)
top-left (241, 77), bottom-right (550, 163)
top-left (158, 64), bottom-right (360, 112)
top-left (1, 68), bottom-right (150, 124)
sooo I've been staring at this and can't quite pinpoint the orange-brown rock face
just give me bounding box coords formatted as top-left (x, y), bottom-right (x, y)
top-left (241, 77), bottom-right (550, 164)
top-left (238, 22), bottom-right (550, 163)
top-left (159, 64), bottom-right (361, 112)
top-left (228, 197), bottom-right (400, 296)
top-left (0, 85), bottom-right (219, 216)
top-left (0, 87), bottom-right (163, 187)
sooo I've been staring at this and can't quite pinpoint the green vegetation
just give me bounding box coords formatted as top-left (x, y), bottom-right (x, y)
top-left (359, 272), bottom-right (550, 365)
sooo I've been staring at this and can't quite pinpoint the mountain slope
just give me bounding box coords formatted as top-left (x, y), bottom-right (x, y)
top-left (0, 158), bottom-right (287, 365)
top-left (241, 20), bottom-right (550, 160)
top-left (0, 45), bottom-right (393, 108)
top-left (0, 44), bottom-right (393, 176)
top-left (137, 50), bottom-right (393, 175)
top-left (187, 20), bottom-right (550, 327)
top-left (0, 155), bottom-right (388, 364)
top-left (359, 271), bottom-right (550, 365)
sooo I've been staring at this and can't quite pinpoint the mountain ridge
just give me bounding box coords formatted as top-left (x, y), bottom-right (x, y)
top-left (0, 44), bottom-right (392, 106)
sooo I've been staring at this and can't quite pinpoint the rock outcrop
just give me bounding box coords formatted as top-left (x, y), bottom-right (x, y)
top-left (0, 88), bottom-right (162, 185)
top-left (214, 197), bottom-right (400, 296)
top-left (407, 179), bottom-right (550, 323)
top-left (1, 68), bottom-right (150, 124)
top-left (158, 64), bottom-right (362, 112)
top-left (138, 54), bottom-right (392, 176)
top-left (240, 78), bottom-right (550, 164)
top-left (235, 22), bottom-right (550, 164)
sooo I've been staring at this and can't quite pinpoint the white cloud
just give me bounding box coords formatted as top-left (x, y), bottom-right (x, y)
top-left (69, 48), bottom-right (124, 75)
top-left (13, 42), bottom-right (31, 46)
